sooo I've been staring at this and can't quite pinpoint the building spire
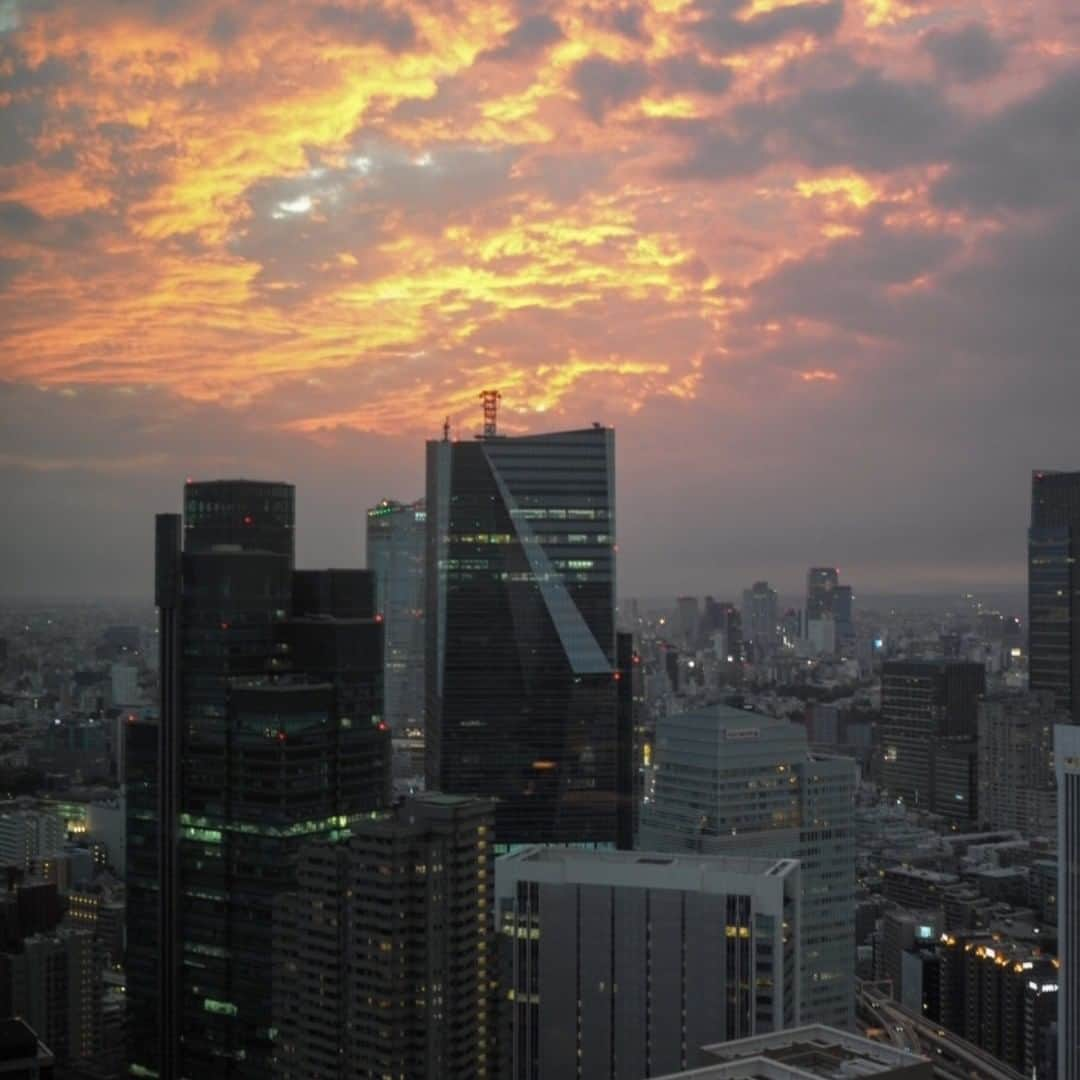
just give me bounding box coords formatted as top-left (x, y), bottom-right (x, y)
top-left (479, 389), bottom-right (500, 438)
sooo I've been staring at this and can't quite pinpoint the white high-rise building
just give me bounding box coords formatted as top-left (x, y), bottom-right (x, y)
top-left (496, 847), bottom-right (801, 1079)
top-left (640, 705), bottom-right (856, 1028)
top-left (1057, 723), bottom-right (1080, 1080)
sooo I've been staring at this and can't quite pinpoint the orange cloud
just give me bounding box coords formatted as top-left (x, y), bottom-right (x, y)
top-left (0, 0), bottom-right (1062, 439)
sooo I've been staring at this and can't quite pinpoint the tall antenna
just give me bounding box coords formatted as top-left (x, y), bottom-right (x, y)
top-left (480, 389), bottom-right (501, 438)
top-left (442, 416), bottom-right (451, 441)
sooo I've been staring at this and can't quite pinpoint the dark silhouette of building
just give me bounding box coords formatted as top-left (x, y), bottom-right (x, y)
top-left (424, 427), bottom-right (620, 849)
top-left (0, 1018), bottom-right (55, 1077)
top-left (366, 498), bottom-right (426, 732)
top-left (1029, 470), bottom-right (1080, 721)
top-left (128, 480), bottom-right (390, 1079)
top-left (805, 567), bottom-right (839, 624)
top-left (880, 660), bottom-right (985, 812)
top-left (272, 794), bottom-right (495, 1079)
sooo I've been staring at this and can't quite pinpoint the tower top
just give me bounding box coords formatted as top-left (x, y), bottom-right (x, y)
top-left (479, 389), bottom-right (501, 438)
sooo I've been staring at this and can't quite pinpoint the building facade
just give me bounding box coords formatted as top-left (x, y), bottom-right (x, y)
top-left (0, 811), bottom-right (64, 870)
top-left (741, 582), bottom-right (778, 662)
top-left (880, 660), bottom-right (985, 813)
top-left (132, 480), bottom-right (392, 1079)
top-left (273, 794), bottom-right (495, 1080)
top-left (425, 427), bottom-right (620, 849)
top-left (638, 705), bottom-right (856, 1028)
top-left (1030, 470), bottom-right (1080, 721)
top-left (366, 498), bottom-right (426, 732)
top-left (978, 692), bottom-right (1060, 837)
top-left (1057, 723), bottom-right (1080, 1080)
top-left (496, 847), bottom-right (800, 1079)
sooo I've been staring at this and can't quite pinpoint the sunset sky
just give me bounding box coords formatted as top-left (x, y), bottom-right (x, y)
top-left (2, 0), bottom-right (1078, 600)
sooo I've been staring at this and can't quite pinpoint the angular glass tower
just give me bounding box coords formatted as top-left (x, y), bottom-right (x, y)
top-left (425, 427), bottom-right (618, 848)
top-left (1030, 470), bottom-right (1080, 722)
top-left (131, 480), bottom-right (391, 1079)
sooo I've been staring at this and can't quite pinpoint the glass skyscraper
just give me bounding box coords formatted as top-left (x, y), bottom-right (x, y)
top-left (131, 480), bottom-right (390, 1079)
top-left (1030, 470), bottom-right (1080, 721)
top-left (366, 498), bottom-right (426, 732)
top-left (424, 426), bottom-right (619, 848)
top-left (639, 704), bottom-right (856, 1029)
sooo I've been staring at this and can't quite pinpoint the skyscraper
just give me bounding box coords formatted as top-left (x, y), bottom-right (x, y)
top-left (977, 692), bottom-right (1060, 837)
top-left (1030, 470), bottom-right (1080, 721)
top-left (496, 847), bottom-right (801, 1079)
top-left (639, 705), bottom-right (856, 1028)
top-left (425, 425), bottom-right (619, 849)
top-left (805, 567), bottom-right (839, 625)
top-left (879, 659), bottom-right (985, 812)
top-left (273, 794), bottom-right (495, 1080)
top-left (741, 581), bottom-right (778, 661)
top-left (366, 498), bottom-right (426, 732)
top-left (134, 480), bottom-right (391, 1079)
top-left (1057, 723), bottom-right (1080, 1080)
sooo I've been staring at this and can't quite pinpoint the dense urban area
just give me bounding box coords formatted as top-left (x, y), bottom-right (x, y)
top-left (0, 438), bottom-right (1076, 1080)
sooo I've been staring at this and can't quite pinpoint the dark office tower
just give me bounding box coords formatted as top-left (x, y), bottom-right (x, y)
top-left (806, 567), bottom-right (839, 624)
top-left (1030, 470), bottom-right (1080, 721)
top-left (367, 498), bottom-right (426, 731)
top-left (741, 581), bottom-right (778, 661)
top-left (615, 631), bottom-right (636, 850)
top-left (675, 596), bottom-right (700, 648)
top-left (832, 584), bottom-right (854, 649)
top-left (425, 426), bottom-right (618, 849)
top-left (880, 659), bottom-right (985, 811)
top-left (272, 794), bottom-right (495, 1080)
top-left (133, 480), bottom-right (391, 1080)
top-left (124, 713), bottom-right (159, 1072)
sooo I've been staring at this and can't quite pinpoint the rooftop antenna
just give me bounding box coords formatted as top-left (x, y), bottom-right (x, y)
top-left (480, 389), bottom-right (501, 438)
top-left (442, 416), bottom-right (451, 442)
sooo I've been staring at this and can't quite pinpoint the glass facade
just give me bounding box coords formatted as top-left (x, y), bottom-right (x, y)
top-left (366, 498), bottom-right (426, 732)
top-left (1030, 469), bottom-right (1080, 722)
top-left (133, 480), bottom-right (391, 1079)
top-left (425, 428), bottom-right (618, 848)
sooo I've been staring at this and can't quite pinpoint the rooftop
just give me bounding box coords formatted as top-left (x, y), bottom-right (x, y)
top-left (653, 1025), bottom-right (931, 1079)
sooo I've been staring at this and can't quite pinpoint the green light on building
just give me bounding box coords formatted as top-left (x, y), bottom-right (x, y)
top-left (204, 998), bottom-right (239, 1017)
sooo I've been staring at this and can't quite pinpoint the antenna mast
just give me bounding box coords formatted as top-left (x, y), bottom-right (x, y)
top-left (442, 416), bottom-right (451, 441)
top-left (480, 389), bottom-right (501, 438)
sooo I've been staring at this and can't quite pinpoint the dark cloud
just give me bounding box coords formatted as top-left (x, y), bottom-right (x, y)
top-left (664, 67), bottom-right (956, 180)
top-left (761, 70), bottom-right (955, 171)
top-left (690, 0), bottom-right (844, 54)
top-left (0, 44), bottom-right (72, 165)
top-left (744, 217), bottom-right (961, 339)
top-left (571, 57), bottom-right (650, 123)
top-left (312, 2), bottom-right (417, 51)
top-left (208, 8), bottom-right (242, 44)
top-left (922, 21), bottom-right (1008, 83)
top-left (480, 13), bottom-right (563, 61)
top-left (0, 201), bottom-right (44, 236)
top-left (659, 54), bottom-right (733, 96)
top-left (662, 124), bottom-right (766, 180)
top-left (0, 257), bottom-right (25, 288)
top-left (932, 68), bottom-right (1080, 212)
top-left (592, 4), bottom-right (649, 41)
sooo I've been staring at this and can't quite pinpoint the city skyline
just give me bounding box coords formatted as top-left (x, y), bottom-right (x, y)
top-left (3, 0), bottom-right (1080, 598)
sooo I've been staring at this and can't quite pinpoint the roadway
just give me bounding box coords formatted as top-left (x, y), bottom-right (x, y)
top-left (856, 979), bottom-right (1027, 1080)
